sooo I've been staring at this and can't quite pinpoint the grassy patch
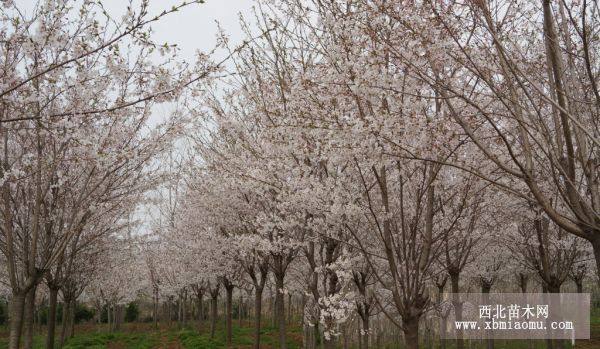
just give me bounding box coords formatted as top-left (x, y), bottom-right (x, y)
top-left (62, 332), bottom-right (158, 349)
top-left (174, 322), bottom-right (302, 349)
top-left (0, 331), bottom-right (158, 349)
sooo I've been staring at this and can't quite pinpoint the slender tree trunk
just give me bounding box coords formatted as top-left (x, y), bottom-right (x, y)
top-left (8, 292), bottom-right (26, 349)
top-left (271, 287), bottom-right (276, 327)
top-left (436, 282), bottom-right (446, 349)
top-left (210, 294), bottom-right (218, 339)
top-left (45, 287), bottom-right (58, 349)
top-left (225, 285), bottom-right (233, 347)
top-left (287, 293), bottom-right (292, 324)
top-left (362, 316), bottom-right (370, 349)
top-left (167, 298), bottom-right (172, 327)
top-left (114, 304), bottom-right (119, 332)
top-left (69, 300), bottom-right (76, 338)
top-left (323, 327), bottom-right (336, 349)
top-left (238, 294), bottom-right (243, 328)
top-left (450, 272), bottom-right (463, 349)
top-left (254, 289), bottom-right (263, 349)
top-left (182, 295), bottom-right (187, 327)
top-left (153, 291), bottom-right (159, 329)
top-left (547, 284), bottom-right (565, 349)
top-left (177, 299), bottom-right (181, 326)
top-left (60, 299), bottom-right (71, 346)
top-left (23, 286), bottom-right (37, 349)
top-left (274, 273), bottom-right (287, 349)
top-left (403, 318), bottom-right (419, 349)
top-left (518, 275), bottom-right (534, 349)
top-left (482, 285), bottom-right (494, 349)
top-left (592, 238), bottom-right (600, 288)
top-left (196, 294), bottom-right (204, 332)
top-left (107, 304), bottom-right (111, 332)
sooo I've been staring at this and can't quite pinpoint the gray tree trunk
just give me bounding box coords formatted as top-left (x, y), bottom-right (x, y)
top-left (45, 287), bottom-right (59, 349)
top-left (23, 286), bottom-right (37, 349)
top-left (8, 292), bottom-right (26, 349)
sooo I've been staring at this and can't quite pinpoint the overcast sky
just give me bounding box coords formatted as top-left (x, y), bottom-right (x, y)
top-left (13, 1), bottom-right (255, 232)
top-left (15, 0), bottom-right (256, 62)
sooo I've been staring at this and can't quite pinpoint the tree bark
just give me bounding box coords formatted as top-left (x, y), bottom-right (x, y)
top-left (254, 289), bottom-right (263, 349)
top-left (23, 286), bottom-right (37, 349)
top-left (238, 294), bottom-right (243, 328)
top-left (449, 272), bottom-right (463, 349)
top-left (107, 304), bottom-right (112, 332)
top-left (274, 272), bottom-right (287, 349)
top-left (287, 293), bottom-right (292, 324)
top-left (45, 287), bottom-right (58, 349)
top-left (182, 295), bottom-right (187, 327)
top-left (153, 289), bottom-right (159, 329)
top-left (225, 284), bottom-right (234, 346)
top-left (60, 299), bottom-right (71, 346)
top-left (196, 293), bottom-right (204, 332)
top-left (8, 292), bottom-right (25, 349)
top-left (482, 285), bottom-right (494, 349)
top-left (362, 315), bottom-right (370, 349)
top-left (591, 237), bottom-right (600, 288)
top-left (403, 318), bottom-right (419, 349)
top-left (69, 300), bottom-right (76, 338)
top-left (210, 293), bottom-right (218, 339)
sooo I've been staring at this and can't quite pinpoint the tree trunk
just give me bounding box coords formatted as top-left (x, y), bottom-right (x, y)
top-left (46, 287), bottom-right (58, 349)
top-left (196, 294), bottom-right (204, 332)
top-left (362, 315), bottom-right (370, 349)
top-left (114, 304), bottom-right (120, 332)
top-left (271, 287), bottom-right (276, 328)
top-left (287, 293), bottom-right (292, 324)
top-left (69, 300), bottom-right (76, 338)
top-left (482, 285), bottom-right (494, 349)
top-left (167, 298), bottom-right (172, 327)
top-left (177, 299), bottom-right (182, 326)
top-left (238, 292), bottom-right (244, 328)
top-left (107, 305), bottom-right (111, 332)
top-left (323, 332), bottom-right (336, 349)
top-left (153, 291), bottom-right (159, 329)
top-left (225, 285), bottom-right (233, 346)
top-left (592, 237), bottom-right (600, 288)
top-left (23, 286), bottom-right (37, 349)
top-left (210, 294), bottom-right (218, 339)
top-left (182, 296), bottom-right (187, 327)
top-left (60, 299), bottom-right (71, 346)
top-left (275, 273), bottom-right (287, 349)
top-left (450, 272), bottom-right (463, 349)
top-left (403, 318), bottom-right (419, 349)
top-left (8, 292), bottom-right (26, 349)
top-left (254, 289), bottom-right (263, 349)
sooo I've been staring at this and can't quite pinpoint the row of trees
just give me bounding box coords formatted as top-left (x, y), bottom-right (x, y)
top-left (1, 1), bottom-right (598, 349)
top-left (0, 0), bottom-right (215, 348)
top-left (144, 1), bottom-right (599, 349)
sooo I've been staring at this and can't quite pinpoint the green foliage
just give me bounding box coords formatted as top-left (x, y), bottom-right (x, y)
top-left (125, 302), bottom-right (139, 323)
top-left (176, 323), bottom-right (301, 349)
top-left (74, 304), bottom-right (95, 323)
top-left (0, 298), bottom-right (6, 325)
top-left (61, 332), bottom-right (157, 349)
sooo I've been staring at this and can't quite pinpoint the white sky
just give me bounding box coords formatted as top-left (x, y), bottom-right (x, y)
top-left (15, 0), bottom-right (256, 62)
top-left (13, 0), bottom-right (256, 233)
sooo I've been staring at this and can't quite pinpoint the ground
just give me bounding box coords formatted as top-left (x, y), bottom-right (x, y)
top-left (0, 315), bottom-right (597, 349)
top-left (0, 321), bottom-right (303, 349)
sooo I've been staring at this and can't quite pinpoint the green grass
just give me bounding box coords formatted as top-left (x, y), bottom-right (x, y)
top-left (175, 322), bottom-right (302, 349)
top-left (0, 314), bottom-right (595, 349)
top-left (0, 322), bottom-right (304, 349)
top-left (62, 332), bottom-right (158, 349)
top-left (0, 330), bottom-right (158, 349)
